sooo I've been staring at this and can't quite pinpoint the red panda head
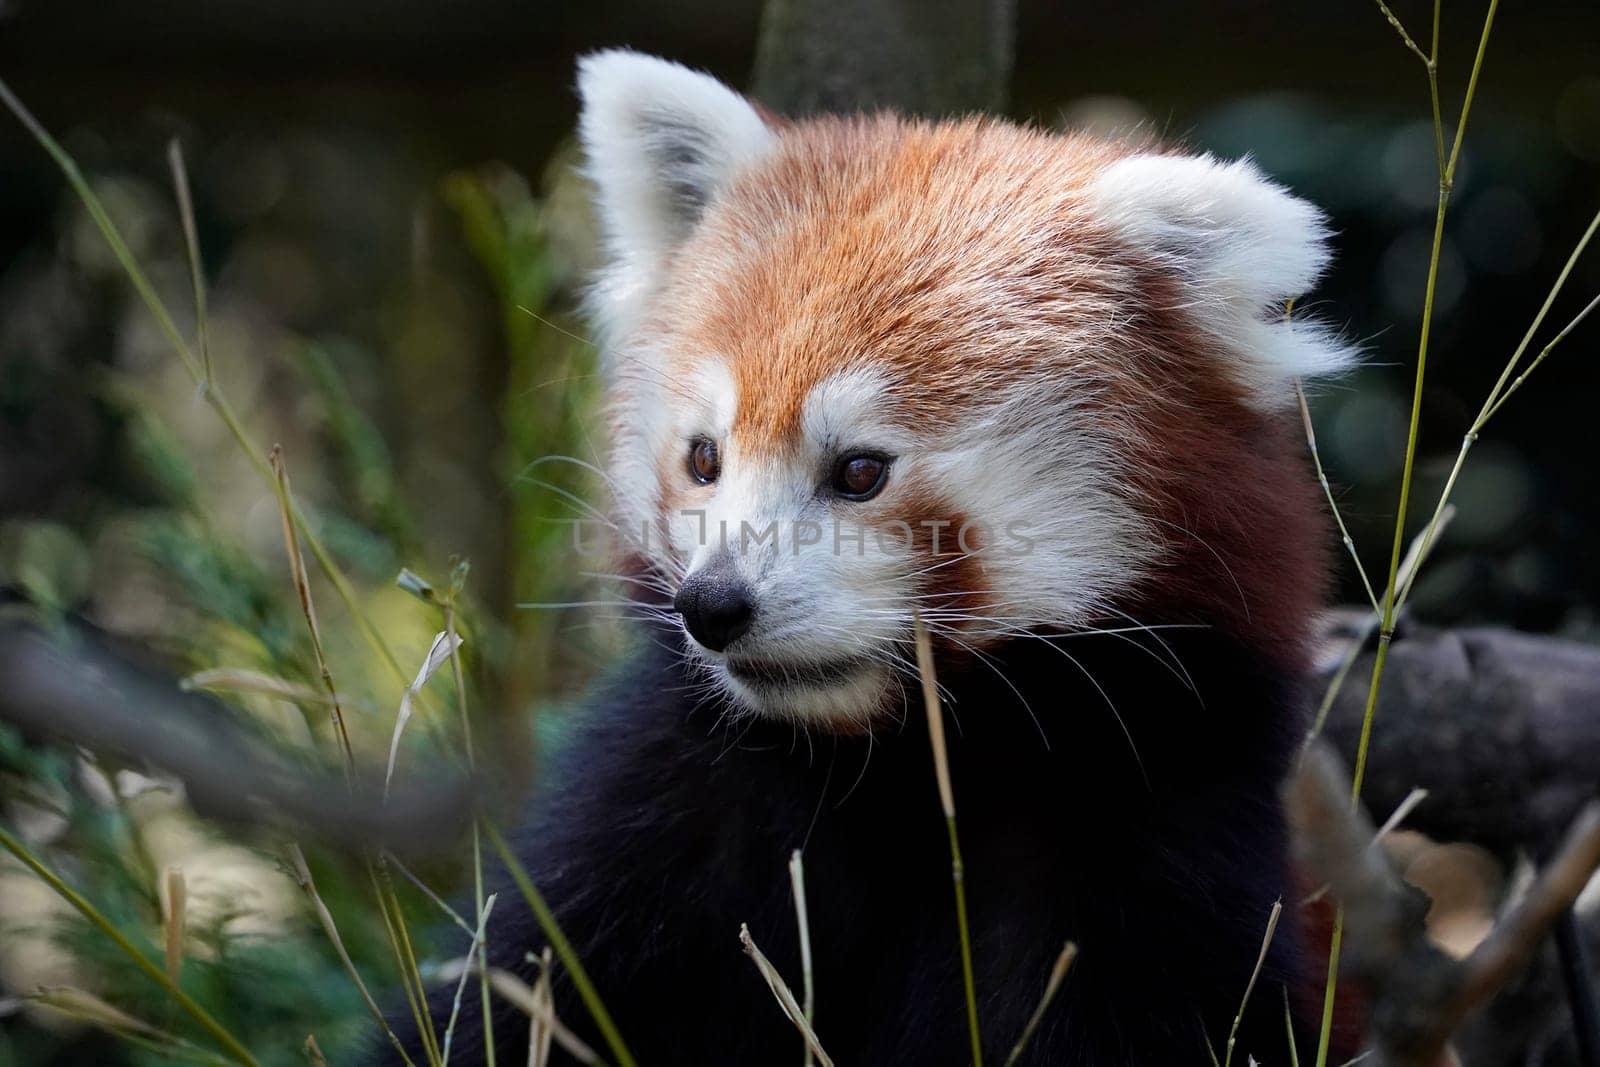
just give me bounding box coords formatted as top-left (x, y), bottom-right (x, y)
top-left (577, 50), bottom-right (1354, 729)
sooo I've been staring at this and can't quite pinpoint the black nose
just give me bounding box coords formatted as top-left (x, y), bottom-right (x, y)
top-left (674, 561), bottom-right (755, 652)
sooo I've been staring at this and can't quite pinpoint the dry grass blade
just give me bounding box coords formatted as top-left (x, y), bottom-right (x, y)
top-left (788, 849), bottom-right (816, 1067)
top-left (1003, 941), bottom-right (1077, 1067)
top-left (528, 948), bottom-right (556, 1067)
top-left (370, 862), bottom-right (443, 1066)
top-left (442, 893), bottom-right (498, 1065)
top-left (1284, 987), bottom-right (1301, 1067)
top-left (269, 446), bottom-right (356, 780)
top-left (29, 985), bottom-right (177, 1043)
top-left (1223, 901), bottom-right (1283, 1067)
top-left (27, 987), bottom-right (234, 1067)
top-left (739, 924), bottom-right (835, 1067)
top-left (166, 138), bottom-right (212, 387)
top-left (303, 1034), bottom-right (329, 1067)
top-left (286, 845), bottom-right (418, 1067)
top-left (384, 629), bottom-right (464, 796)
top-left (386, 851), bottom-right (476, 937)
top-left (480, 966), bottom-right (601, 1066)
top-left (162, 866), bottom-right (187, 985)
top-left (1373, 788), bottom-right (1428, 843)
top-left (1394, 505), bottom-right (1456, 597)
top-left (913, 610), bottom-right (983, 1065)
top-left (914, 612), bottom-right (955, 820)
top-left (180, 668), bottom-right (329, 706)
top-left (441, 574), bottom-right (497, 1066)
top-left (270, 448), bottom-right (439, 1063)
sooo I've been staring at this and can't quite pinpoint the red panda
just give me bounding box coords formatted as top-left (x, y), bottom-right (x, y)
top-left (388, 50), bottom-right (1358, 1064)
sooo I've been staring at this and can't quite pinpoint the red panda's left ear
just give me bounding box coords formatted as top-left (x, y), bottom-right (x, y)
top-left (1090, 153), bottom-right (1357, 405)
top-left (576, 50), bottom-right (777, 344)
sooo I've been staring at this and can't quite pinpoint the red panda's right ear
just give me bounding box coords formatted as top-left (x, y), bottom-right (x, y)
top-left (576, 50), bottom-right (776, 344)
top-left (1088, 153), bottom-right (1357, 408)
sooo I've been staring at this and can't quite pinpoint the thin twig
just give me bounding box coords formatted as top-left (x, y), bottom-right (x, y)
top-left (1409, 803), bottom-right (1600, 1058)
top-left (1396, 206), bottom-right (1600, 611)
top-left (0, 628), bottom-right (472, 850)
top-left (1296, 380), bottom-right (1380, 614)
top-left (1369, 0), bottom-right (1430, 66)
top-left (1292, 748), bottom-right (1600, 1067)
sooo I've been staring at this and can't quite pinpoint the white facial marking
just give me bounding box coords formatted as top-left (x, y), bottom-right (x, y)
top-left (657, 363), bottom-right (1158, 729)
top-left (654, 366), bottom-right (916, 726)
top-left (800, 366), bottom-right (910, 454)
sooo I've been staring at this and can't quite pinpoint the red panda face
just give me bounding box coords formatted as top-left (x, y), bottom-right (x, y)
top-left (578, 51), bottom-right (1352, 728)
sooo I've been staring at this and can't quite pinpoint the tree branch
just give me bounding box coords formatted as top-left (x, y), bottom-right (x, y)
top-left (0, 623), bottom-right (473, 855)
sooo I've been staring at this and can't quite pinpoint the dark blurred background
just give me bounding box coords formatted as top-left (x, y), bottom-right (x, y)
top-left (4, 1), bottom-right (1600, 635)
top-left (1, 1), bottom-right (1598, 1063)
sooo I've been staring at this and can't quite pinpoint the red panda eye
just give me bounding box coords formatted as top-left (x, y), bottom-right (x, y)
top-left (833, 453), bottom-right (889, 500)
top-left (688, 438), bottom-right (720, 484)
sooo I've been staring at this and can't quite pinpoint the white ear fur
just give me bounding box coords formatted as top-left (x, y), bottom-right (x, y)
top-left (1090, 153), bottom-right (1355, 404)
top-left (577, 50), bottom-right (776, 342)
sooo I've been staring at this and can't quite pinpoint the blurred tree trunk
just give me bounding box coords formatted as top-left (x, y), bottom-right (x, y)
top-left (750, 0), bottom-right (1016, 116)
